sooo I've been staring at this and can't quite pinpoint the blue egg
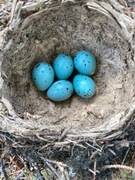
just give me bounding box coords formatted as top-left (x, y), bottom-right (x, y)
top-left (74, 50), bottom-right (96, 75)
top-left (53, 53), bottom-right (74, 79)
top-left (47, 80), bottom-right (73, 101)
top-left (32, 62), bottom-right (54, 91)
top-left (73, 74), bottom-right (96, 98)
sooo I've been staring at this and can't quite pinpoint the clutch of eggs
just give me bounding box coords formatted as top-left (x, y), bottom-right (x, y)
top-left (32, 50), bottom-right (96, 101)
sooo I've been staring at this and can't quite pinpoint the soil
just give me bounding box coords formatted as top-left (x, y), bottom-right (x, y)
top-left (1, 4), bottom-right (135, 132)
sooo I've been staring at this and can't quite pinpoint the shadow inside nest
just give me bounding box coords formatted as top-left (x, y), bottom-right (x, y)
top-left (0, 121), bottom-right (135, 180)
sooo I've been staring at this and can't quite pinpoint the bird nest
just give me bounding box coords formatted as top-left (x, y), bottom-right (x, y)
top-left (0, 0), bottom-right (135, 179)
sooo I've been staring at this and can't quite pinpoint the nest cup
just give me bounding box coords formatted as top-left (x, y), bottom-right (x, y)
top-left (1, 1), bottom-right (135, 139)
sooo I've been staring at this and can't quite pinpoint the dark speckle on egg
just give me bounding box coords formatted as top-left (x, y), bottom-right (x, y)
top-left (36, 64), bottom-right (40, 68)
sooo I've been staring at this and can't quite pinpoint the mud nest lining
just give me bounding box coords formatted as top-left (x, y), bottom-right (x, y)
top-left (1, 4), bottom-right (135, 136)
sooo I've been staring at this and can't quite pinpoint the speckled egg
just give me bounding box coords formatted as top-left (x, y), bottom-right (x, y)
top-left (53, 53), bottom-right (74, 79)
top-left (73, 74), bottom-right (96, 98)
top-left (32, 62), bottom-right (54, 91)
top-left (74, 50), bottom-right (96, 76)
top-left (47, 80), bottom-right (73, 101)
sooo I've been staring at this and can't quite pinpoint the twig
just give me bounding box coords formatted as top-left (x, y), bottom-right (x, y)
top-left (93, 161), bottom-right (97, 180)
top-left (41, 158), bottom-right (68, 179)
top-left (66, 139), bottom-right (86, 149)
top-left (1, 96), bottom-right (16, 117)
top-left (14, 171), bottom-right (24, 180)
top-left (122, 147), bottom-right (130, 164)
top-left (54, 141), bottom-right (71, 147)
top-left (21, 0), bottom-right (49, 10)
top-left (36, 168), bottom-right (44, 180)
top-left (44, 159), bottom-right (68, 168)
top-left (9, 0), bottom-right (18, 23)
top-left (58, 126), bottom-right (72, 141)
top-left (35, 133), bottom-right (51, 142)
top-left (85, 142), bottom-right (102, 152)
top-left (108, 148), bottom-right (117, 156)
top-left (63, 169), bottom-right (70, 180)
top-left (1, 158), bottom-right (9, 180)
top-left (88, 168), bottom-right (96, 175)
top-left (57, 164), bottom-right (69, 180)
top-left (90, 150), bottom-right (100, 160)
top-left (103, 164), bottom-right (135, 172)
top-left (86, 2), bottom-right (113, 20)
top-left (30, 161), bottom-right (44, 180)
top-left (45, 161), bottom-right (61, 180)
